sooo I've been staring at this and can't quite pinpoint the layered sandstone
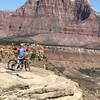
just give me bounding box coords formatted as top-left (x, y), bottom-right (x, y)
top-left (0, 0), bottom-right (100, 47)
top-left (0, 63), bottom-right (83, 100)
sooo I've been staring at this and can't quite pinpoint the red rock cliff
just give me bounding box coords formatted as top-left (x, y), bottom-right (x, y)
top-left (0, 0), bottom-right (100, 47)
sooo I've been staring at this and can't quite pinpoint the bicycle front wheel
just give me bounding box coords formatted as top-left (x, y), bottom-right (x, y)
top-left (8, 60), bottom-right (17, 70)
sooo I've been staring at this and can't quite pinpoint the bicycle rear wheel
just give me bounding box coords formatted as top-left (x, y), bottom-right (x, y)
top-left (24, 60), bottom-right (30, 71)
top-left (8, 60), bottom-right (17, 70)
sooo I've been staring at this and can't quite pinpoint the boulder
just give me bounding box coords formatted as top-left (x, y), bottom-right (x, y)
top-left (0, 63), bottom-right (83, 100)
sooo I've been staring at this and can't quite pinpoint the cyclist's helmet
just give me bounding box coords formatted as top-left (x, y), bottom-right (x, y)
top-left (20, 43), bottom-right (24, 46)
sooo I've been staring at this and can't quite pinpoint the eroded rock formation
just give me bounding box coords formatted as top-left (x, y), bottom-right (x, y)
top-left (0, 0), bottom-right (100, 47)
top-left (0, 63), bottom-right (83, 100)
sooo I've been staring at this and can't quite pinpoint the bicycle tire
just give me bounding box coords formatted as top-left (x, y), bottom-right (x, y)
top-left (24, 60), bottom-right (30, 71)
top-left (8, 60), bottom-right (17, 70)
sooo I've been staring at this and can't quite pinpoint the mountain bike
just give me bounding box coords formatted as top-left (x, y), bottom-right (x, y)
top-left (8, 58), bottom-right (30, 71)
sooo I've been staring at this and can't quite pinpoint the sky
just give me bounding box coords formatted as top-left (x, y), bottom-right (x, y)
top-left (91, 0), bottom-right (100, 12)
top-left (0, 0), bottom-right (99, 12)
top-left (0, 0), bottom-right (26, 11)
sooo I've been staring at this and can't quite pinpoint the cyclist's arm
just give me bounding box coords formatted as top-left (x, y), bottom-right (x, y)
top-left (25, 48), bottom-right (29, 51)
top-left (13, 47), bottom-right (19, 50)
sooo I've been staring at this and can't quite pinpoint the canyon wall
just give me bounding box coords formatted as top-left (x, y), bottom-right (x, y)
top-left (44, 46), bottom-right (100, 69)
top-left (0, 0), bottom-right (100, 47)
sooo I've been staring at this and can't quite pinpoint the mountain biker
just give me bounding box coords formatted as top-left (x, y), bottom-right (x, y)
top-left (13, 43), bottom-right (29, 68)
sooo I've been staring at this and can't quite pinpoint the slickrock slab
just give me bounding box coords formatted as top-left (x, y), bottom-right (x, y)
top-left (0, 64), bottom-right (83, 100)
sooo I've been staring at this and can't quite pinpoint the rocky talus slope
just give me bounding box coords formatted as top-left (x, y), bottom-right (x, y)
top-left (0, 63), bottom-right (83, 100)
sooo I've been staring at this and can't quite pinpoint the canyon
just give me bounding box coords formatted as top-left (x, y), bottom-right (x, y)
top-left (0, 0), bottom-right (100, 48)
top-left (0, 0), bottom-right (100, 100)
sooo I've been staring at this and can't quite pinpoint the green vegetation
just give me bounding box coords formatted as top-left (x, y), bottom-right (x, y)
top-left (0, 39), bottom-right (25, 45)
top-left (0, 39), bottom-right (34, 45)
top-left (79, 68), bottom-right (100, 77)
top-left (0, 40), bottom-right (15, 45)
top-left (95, 87), bottom-right (100, 95)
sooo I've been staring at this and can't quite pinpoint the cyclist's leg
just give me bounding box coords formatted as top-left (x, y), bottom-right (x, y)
top-left (19, 57), bottom-right (25, 69)
top-left (24, 59), bottom-right (30, 71)
top-left (15, 56), bottom-right (20, 69)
